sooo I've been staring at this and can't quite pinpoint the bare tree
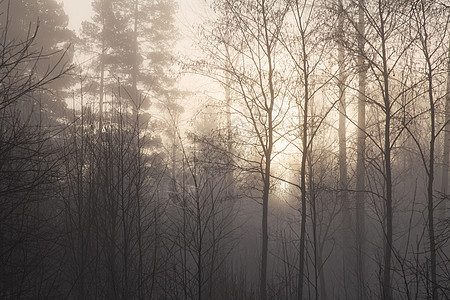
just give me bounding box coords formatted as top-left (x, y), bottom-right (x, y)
top-left (0, 7), bottom-right (72, 298)
top-left (167, 125), bottom-right (238, 300)
top-left (405, 2), bottom-right (449, 298)
top-left (281, 1), bottom-right (338, 298)
top-left (354, 0), bottom-right (368, 298)
top-left (342, 1), bottom-right (415, 298)
top-left (197, 1), bottom-right (291, 298)
top-left (441, 27), bottom-right (450, 221)
top-left (335, 0), bottom-right (354, 297)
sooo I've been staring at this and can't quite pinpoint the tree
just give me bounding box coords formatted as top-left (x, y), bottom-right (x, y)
top-left (166, 123), bottom-right (238, 300)
top-left (76, 1), bottom-right (181, 298)
top-left (354, 0), bottom-right (368, 298)
top-left (336, 0), bottom-right (353, 296)
top-left (0, 1), bottom-right (73, 297)
top-left (128, 0), bottom-right (178, 102)
top-left (441, 15), bottom-right (450, 222)
top-left (0, 0), bottom-right (74, 123)
top-left (199, 1), bottom-right (291, 298)
top-left (282, 1), bottom-right (338, 298)
top-left (330, 0), bottom-right (369, 296)
top-left (61, 85), bottom-right (166, 299)
top-left (81, 0), bottom-right (178, 113)
top-left (406, 2), bottom-right (449, 298)
top-left (80, 0), bottom-right (132, 123)
top-left (344, 1), bottom-right (415, 298)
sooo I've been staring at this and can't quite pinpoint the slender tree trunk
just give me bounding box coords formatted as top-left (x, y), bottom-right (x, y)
top-left (382, 94), bottom-right (393, 300)
top-left (298, 30), bottom-right (309, 300)
top-left (298, 116), bottom-right (307, 300)
top-left (132, 0), bottom-right (139, 106)
top-left (308, 148), bottom-right (320, 300)
top-left (441, 42), bottom-right (450, 220)
top-left (225, 58), bottom-right (234, 197)
top-left (380, 10), bottom-right (393, 298)
top-left (131, 4), bottom-right (144, 297)
top-left (261, 160), bottom-right (270, 300)
top-left (260, 3), bottom-right (274, 299)
top-left (318, 251), bottom-right (328, 300)
top-left (427, 86), bottom-right (438, 300)
top-left (99, 11), bottom-right (106, 131)
top-left (118, 106), bottom-right (130, 300)
top-left (337, 1), bottom-right (352, 297)
top-left (78, 80), bottom-right (86, 300)
top-left (259, 54), bottom-right (274, 300)
top-left (135, 112), bottom-right (144, 299)
top-left (355, 0), bottom-right (367, 298)
top-left (424, 34), bottom-right (438, 300)
top-left (196, 188), bottom-right (203, 300)
top-left (99, 46), bottom-right (104, 130)
top-left (182, 157), bottom-right (188, 300)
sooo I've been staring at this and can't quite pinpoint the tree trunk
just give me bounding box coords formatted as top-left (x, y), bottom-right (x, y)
top-left (98, 10), bottom-right (107, 131)
top-left (427, 81), bottom-right (438, 300)
top-left (132, 0), bottom-right (139, 108)
top-left (337, 1), bottom-right (352, 297)
top-left (260, 46), bottom-right (274, 300)
top-left (225, 57), bottom-right (234, 197)
top-left (355, 0), bottom-right (367, 298)
top-left (260, 3), bottom-right (275, 299)
top-left (298, 32), bottom-right (309, 300)
top-left (298, 109), bottom-right (307, 300)
top-left (441, 42), bottom-right (450, 220)
top-left (261, 161), bottom-right (270, 300)
top-left (380, 13), bottom-right (393, 299)
top-left (99, 44), bottom-right (104, 130)
top-left (424, 29), bottom-right (438, 300)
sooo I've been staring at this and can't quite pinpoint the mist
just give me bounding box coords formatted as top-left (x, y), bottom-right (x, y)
top-left (0, 0), bottom-right (449, 299)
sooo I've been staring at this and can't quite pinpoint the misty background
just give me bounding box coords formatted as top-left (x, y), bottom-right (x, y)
top-left (0, 0), bottom-right (449, 299)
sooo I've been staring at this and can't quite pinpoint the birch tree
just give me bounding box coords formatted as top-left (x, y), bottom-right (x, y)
top-left (199, 1), bottom-right (291, 298)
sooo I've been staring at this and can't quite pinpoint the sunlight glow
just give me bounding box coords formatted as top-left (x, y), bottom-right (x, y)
top-left (60, 0), bottom-right (93, 31)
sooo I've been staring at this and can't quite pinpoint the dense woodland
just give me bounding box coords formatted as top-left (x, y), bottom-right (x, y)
top-left (0, 0), bottom-right (449, 299)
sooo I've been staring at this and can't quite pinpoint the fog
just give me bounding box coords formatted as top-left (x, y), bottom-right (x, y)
top-left (0, 0), bottom-right (449, 299)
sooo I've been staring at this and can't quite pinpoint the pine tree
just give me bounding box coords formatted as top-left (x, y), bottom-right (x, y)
top-left (0, 0), bottom-right (73, 297)
top-left (0, 0), bottom-right (74, 123)
top-left (81, 0), bottom-right (178, 112)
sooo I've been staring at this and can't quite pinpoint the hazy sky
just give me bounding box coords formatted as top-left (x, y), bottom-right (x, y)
top-left (60, 0), bottom-right (93, 31)
top-left (59, 0), bottom-right (216, 98)
top-left (60, 0), bottom-right (207, 35)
